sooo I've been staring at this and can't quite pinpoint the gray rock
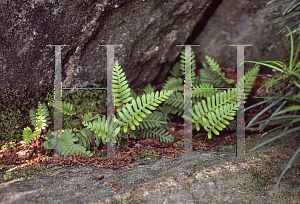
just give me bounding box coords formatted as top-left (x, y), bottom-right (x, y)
top-left (0, 0), bottom-right (213, 110)
top-left (192, 0), bottom-right (295, 74)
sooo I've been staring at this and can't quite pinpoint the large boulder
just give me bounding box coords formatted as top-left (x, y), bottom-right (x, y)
top-left (191, 0), bottom-right (295, 74)
top-left (0, 0), bottom-right (214, 110)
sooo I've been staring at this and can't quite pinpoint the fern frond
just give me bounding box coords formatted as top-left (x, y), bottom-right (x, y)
top-left (75, 128), bottom-right (93, 151)
top-left (192, 83), bottom-right (218, 98)
top-left (113, 61), bottom-right (133, 112)
top-left (205, 55), bottom-right (235, 84)
top-left (57, 129), bottom-right (93, 157)
top-left (141, 127), bottom-right (174, 143)
top-left (115, 90), bottom-right (173, 132)
top-left (138, 111), bottom-right (168, 129)
top-left (61, 102), bottom-right (76, 115)
top-left (179, 47), bottom-right (197, 81)
top-left (143, 83), bottom-right (155, 94)
top-left (244, 64), bottom-right (260, 100)
top-left (165, 91), bottom-right (184, 109)
top-left (191, 89), bottom-right (237, 138)
top-left (236, 64), bottom-right (260, 107)
top-left (170, 62), bottom-right (183, 78)
top-left (84, 115), bottom-right (121, 145)
top-left (162, 77), bottom-right (184, 91)
top-left (226, 120), bottom-right (237, 131)
top-left (199, 65), bottom-right (225, 87)
top-left (21, 127), bottom-right (41, 147)
top-left (30, 102), bottom-right (51, 131)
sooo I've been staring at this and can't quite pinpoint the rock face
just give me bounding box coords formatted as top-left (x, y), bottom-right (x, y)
top-left (0, 0), bottom-right (213, 110)
top-left (191, 0), bottom-right (295, 74)
top-left (0, 0), bottom-right (295, 113)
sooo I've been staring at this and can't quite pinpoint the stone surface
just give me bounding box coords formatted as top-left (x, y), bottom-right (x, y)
top-left (191, 0), bottom-right (297, 74)
top-left (0, 0), bottom-right (213, 110)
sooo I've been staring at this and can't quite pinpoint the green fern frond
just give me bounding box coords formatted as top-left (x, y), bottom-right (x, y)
top-left (205, 55), bottom-right (235, 84)
top-left (192, 83), bottom-right (218, 98)
top-left (179, 47), bottom-right (197, 81)
top-left (162, 77), bottom-right (184, 91)
top-left (226, 120), bottom-right (237, 131)
top-left (199, 64), bottom-right (225, 87)
top-left (130, 89), bottom-right (137, 99)
top-left (165, 91), bottom-right (184, 109)
top-left (84, 115), bottom-right (121, 145)
top-left (75, 128), bottom-right (93, 151)
top-left (192, 75), bottom-right (202, 87)
top-left (191, 89), bottom-right (237, 138)
top-left (82, 112), bottom-right (100, 124)
top-left (236, 64), bottom-right (260, 107)
top-left (137, 111), bottom-right (168, 129)
top-left (141, 127), bottom-right (174, 143)
top-left (30, 102), bottom-right (51, 131)
top-left (23, 102), bottom-right (51, 147)
top-left (244, 64), bottom-right (260, 100)
top-left (170, 62), bottom-right (183, 78)
top-left (21, 127), bottom-right (41, 147)
top-left (143, 83), bottom-right (155, 94)
top-left (61, 102), bottom-right (76, 115)
top-left (115, 90), bottom-right (173, 132)
top-left (113, 61), bottom-right (133, 112)
top-left (57, 129), bottom-right (93, 157)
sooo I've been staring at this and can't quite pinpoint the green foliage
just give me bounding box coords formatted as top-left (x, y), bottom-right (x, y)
top-left (115, 90), bottom-right (173, 133)
top-left (244, 25), bottom-right (300, 196)
top-left (21, 102), bottom-right (51, 147)
top-left (4, 48), bottom-right (258, 161)
top-left (160, 47), bottom-right (259, 139)
top-left (0, 82), bottom-right (47, 144)
top-left (191, 89), bottom-right (237, 139)
top-left (266, 0), bottom-right (300, 40)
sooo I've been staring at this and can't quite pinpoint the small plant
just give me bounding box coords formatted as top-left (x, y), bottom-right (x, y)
top-left (244, 25), bottom-right (300, 196)
top-left (3, 171), bottom-right (13, 181)
top-left (160, 47), bottom-right (259, 138)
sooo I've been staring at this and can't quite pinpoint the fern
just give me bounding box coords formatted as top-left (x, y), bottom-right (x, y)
top-left (161, 48), bottom-right (259, 139)
top-left (84, 114), bottom-right (121, 145)
top-left (22, 102), bottom-right (51, 147)
top-left (162, 77), bottom-right (184, 91)
top-left (179, 48), bottom-right (197, 81)
top-left (57, 129), bottom-right (93, 157)
top-left (199, 63), bottom-right (225, 87)
top-left (191, 89), bottom-right (237, 139)
top-left (138, 111), bottom-right (168, 130)
top-left (113, 61), bottom-right (133, 112)
top-left (115, 90), bottom-right (173, 132)
top-left (75, 128), bottom-right (93, 151)
top-left (48, 101), bottom-right (76, 116)
top-left (22, 127), bottom-right (41, 147)
top-left (143, 83), bottom-right (155, 94)
top-left (140, 127), bottom-right (174, 143)
top-left (29, 102), bottom-right (51, 131)
top-left (205, 55), bottom-right (235, 85)
top-left (192, 83), bottom-right (218, 98)
top-left (169, 62), bottom-right (183, 78)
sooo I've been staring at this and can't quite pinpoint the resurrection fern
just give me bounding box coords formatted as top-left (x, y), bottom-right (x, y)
top-left (191, 89), bottom-right (237, 139)
top-left (22, 100), bottom-right (96, 157)
top-left (55, 129), bottom-right (93, 157)
top-left (160, 47), bottom-right (260, 138)
top-left (80, 61), bottom-right (175, 147)
top-left (22, 102), bottom-right (51, 147)
top-left (205, 55), bottom-right (235, 85)
top-left (113, 61), bottom-right (133, 113)
top-left (115, 89), bottom-right (173, 132)
top-left (179, 48), bottom-right (197, 81)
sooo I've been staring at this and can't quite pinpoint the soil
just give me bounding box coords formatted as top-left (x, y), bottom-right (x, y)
top-left (0, 129), bottom-right (300, 204)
